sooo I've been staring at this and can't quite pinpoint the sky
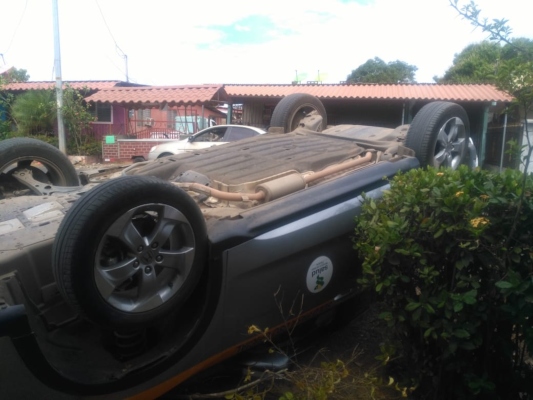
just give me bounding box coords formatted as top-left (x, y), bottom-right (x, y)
top-left (0, 0), bottom-right (531, 86)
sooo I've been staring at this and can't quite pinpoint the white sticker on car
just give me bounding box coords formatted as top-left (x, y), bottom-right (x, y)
top-left (22, 201), bottom-right (64, 223)
top-left (0, 218), bottom-right (24, 235)
top-left (306, 256), bottom-right (333, 293)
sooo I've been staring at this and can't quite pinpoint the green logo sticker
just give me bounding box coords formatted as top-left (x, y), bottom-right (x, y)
top-left (306, 256), bottom-right (333, 293)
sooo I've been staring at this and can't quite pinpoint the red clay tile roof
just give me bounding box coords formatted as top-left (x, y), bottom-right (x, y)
top-left (2, 80), bottom-right (132, 91)
top-left (3, 81), bottom-right (513, 104)
top-left (84, 85), bottom-right (228, 107)
top-left (224, 83), bottom-right (514, 103)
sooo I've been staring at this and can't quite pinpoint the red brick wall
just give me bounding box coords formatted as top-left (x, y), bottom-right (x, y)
top-left (102, 139), bottom-right (170, 162)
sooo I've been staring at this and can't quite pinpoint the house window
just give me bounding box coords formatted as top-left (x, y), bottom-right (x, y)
top-left (89, 103), bottom-right (112, 123)
top-left (136, 109), bottom-right (152, 127)
top-left (175, 115), bottom-right (196, 133)
top-left (167, 109), bottom-right (177, 129)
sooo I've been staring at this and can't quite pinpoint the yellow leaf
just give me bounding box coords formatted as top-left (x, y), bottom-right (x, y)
top-left (247, 325), bottom-right (261, 334)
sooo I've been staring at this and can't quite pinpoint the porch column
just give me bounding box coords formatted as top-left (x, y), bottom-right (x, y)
top-left (479, 105), bottom-right (489, 168)
top-left (227, 103), bottom-right (233, 124)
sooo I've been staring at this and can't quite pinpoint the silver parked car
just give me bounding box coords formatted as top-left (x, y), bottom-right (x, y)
top-left (147, 125), bottom-right (266, 160)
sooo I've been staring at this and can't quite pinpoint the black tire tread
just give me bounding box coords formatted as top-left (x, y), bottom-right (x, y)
top-left (0, 137), bottom-right (79, 186)
top-left (270, 93), bottom-right (327, 133)
top-left (405, 102), bottom-right (469, 167)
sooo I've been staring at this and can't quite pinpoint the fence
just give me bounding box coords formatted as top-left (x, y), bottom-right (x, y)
top-left (484, 124), bottom-right (523, 169)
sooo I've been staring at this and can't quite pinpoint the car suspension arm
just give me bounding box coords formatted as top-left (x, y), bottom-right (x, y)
top-left (11, 169), bottom-right (82, 196)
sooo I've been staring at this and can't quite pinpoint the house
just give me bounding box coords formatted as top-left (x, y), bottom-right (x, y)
top-left (1, 80), bottom-right (142, 137)
top-left (2, 81), bottom-right (227, 139)
top-left (82, 85), bottom-right (229, 161)
top-left (2, 82), bottom-right (229, 161)
top-left (2, 81), bottom-right (520, 168)
top-left (83, 85), bottom-right (228, 139)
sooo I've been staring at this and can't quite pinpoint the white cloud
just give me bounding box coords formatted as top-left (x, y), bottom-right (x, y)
top-left (0, 0), bottom-right (531, 85)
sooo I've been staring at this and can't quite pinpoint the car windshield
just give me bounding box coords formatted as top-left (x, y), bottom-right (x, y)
top-left (191, 128), bottom-right (226, 142)
top-left (223, 126), bottom-right (259, 141)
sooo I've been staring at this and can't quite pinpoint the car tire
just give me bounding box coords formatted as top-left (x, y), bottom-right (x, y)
top-left (270, 93), bottom-right (327, 133)
top-left (53, 175), bottom-right (207, 329)
top-left (405, 102), bottom-right (470, 169)
top-left (0, 137), bottom-right (79, 197)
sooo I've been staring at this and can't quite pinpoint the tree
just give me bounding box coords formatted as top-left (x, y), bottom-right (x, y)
top-left (449, 0), bottom-right (533, 176)
top-left (2, 67), bottom-right (30, 83)
top-left (346, 57), bottom-right (418, 84)
top-left (352, 5), bottom-right (533, 397)
top-left (435, 41), bottom-right (501, 83)
top-left (435, 39), bottom-right (533, 84)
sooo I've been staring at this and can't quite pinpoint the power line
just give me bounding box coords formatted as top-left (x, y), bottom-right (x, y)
top-left (94, 0), bottom-right (129, 81)
top-left (2, 0), bottom-right (29, 57)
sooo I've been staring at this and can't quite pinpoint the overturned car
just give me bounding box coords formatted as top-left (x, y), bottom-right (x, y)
top-left (0, 94), bottom-right (476, 398)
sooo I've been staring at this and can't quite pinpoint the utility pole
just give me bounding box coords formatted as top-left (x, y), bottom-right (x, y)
top-left (52, 0), bottom-right (66, 154)
top-left (124, 54), bottom-right (129, 82)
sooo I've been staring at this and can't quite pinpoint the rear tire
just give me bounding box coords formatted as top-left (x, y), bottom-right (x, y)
top-left (405, 102), bottom-right (470, 169)
top-left (270, 93), bottom-right (327, 133)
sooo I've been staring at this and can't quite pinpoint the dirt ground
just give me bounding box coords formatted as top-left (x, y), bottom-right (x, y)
top-left (266, 302), bottom-right (392, 400)
top-left (164, 298), bottom-right (396, 400)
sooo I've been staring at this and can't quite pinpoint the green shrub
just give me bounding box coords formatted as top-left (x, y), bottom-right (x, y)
top-left (0, 133), bottom-right (101, 157)
top-left (0, 122), bottom-right (14, 140)
top-left (0, 88), bottom-right (15, 139)
top-left (62, 85), bottom-right (97, 155)
top-left (355, 166), bottom-right (533, 399)
top-left (3, 85), bottom-right (99, 156)
top-left (10, 89), bottom-right (56, 135)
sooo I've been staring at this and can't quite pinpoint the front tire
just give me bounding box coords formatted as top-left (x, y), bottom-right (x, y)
top-left (53, 175), bottom-right (207, 329)
top-left (405, 102), bottom-right (470, 169)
